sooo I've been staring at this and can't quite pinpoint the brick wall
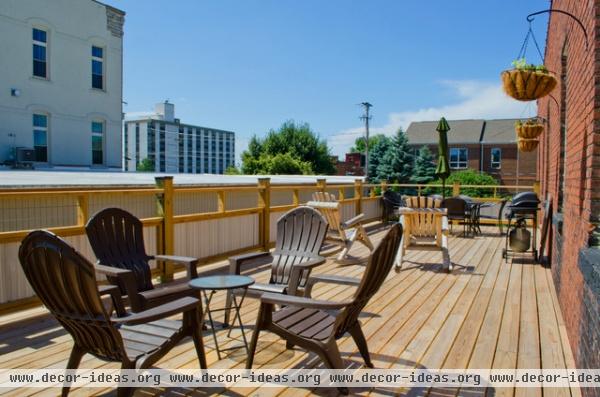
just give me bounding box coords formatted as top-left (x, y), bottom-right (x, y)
top-left (537, 0), bottom-right (600, 383)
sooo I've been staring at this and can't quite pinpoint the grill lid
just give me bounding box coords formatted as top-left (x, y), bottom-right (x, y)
top-left (511, 191), bottom-right (540, 208)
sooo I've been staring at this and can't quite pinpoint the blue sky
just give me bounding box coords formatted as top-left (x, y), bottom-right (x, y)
top-left (107, 0), bottom-right (549, 162)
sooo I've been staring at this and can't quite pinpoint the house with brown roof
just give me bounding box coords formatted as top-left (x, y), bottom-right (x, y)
top-left (405, 118), bottom-right (537, 186)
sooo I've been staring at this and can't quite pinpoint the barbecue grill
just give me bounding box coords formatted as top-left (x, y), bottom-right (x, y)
top-left (503, 191), bottom-right (540, 261)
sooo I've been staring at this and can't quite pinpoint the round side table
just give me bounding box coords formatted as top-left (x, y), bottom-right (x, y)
top-left (189, 275), bottom-right (254, 360)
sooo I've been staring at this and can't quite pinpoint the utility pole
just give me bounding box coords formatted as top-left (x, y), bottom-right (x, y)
top-left (359, 102), bottom-right (372, 178)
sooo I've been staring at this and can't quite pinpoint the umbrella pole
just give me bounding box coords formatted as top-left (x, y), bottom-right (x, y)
top-left (442, 179), bottom-right (446, 199)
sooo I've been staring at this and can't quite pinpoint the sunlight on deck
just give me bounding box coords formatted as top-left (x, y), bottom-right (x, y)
top-left (0, 224), bottom-right (578, 397)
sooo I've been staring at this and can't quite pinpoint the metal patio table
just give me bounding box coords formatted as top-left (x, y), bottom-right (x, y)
top-left (189, 275), bottom-right (254, 360)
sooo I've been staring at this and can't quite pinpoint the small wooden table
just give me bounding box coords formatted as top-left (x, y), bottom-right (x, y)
top-left (395, 207), bottom-right (451, 272)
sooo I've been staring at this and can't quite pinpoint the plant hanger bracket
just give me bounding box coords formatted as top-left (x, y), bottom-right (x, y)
top-left (526, 9), bottom-right (589, 50)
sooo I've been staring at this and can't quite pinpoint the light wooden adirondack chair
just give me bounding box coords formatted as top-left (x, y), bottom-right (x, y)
top-left (308, 192), bottom-right (374, 261)
top-left (395, 196), bottom-right (451, 272)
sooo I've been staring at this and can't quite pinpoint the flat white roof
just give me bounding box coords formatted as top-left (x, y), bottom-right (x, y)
top-left (0, 170), bottom-right (364, 189)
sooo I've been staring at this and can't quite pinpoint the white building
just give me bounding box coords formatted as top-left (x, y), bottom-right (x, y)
top-left (0, 0), bottom-right (124, 168)
top-left (124, 102), bottom-right (236, 174)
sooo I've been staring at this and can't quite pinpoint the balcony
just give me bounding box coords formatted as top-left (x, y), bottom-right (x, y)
top-left (0, 174), bottom-right (577, 396)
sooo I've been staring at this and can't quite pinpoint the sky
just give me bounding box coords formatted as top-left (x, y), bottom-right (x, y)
top-left (107, 0), bottom-right (550, 163)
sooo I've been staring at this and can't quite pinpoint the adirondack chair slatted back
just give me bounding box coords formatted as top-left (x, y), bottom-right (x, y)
top-left (334, 223), bottom-right (402, 337)
top-left (86, 208), bottom-right (154, 293)
top-left (309, 200), bottom-right (344, 236)
top-left (19, 231), bottom-right (125, 361)
top-left (271, 207), bottom-right (328, 287)
top-left (404, 196), bottom-right (441, 237)
top-left (312, 191), bottom-right (336, 202)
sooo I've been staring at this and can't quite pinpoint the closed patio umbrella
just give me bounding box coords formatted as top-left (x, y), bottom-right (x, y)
top-left (435, 117), bottom-right (451, 199)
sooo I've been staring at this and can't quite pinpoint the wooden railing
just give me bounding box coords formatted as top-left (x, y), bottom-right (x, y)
top-left (0, 177), bottom-right (538, 312)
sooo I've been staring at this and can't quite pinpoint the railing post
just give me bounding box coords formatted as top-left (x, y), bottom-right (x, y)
top-left (338, 187), bottom-right (345, 200)
top-left (217, 190), bottom-right (226, 213)
top-left (292, 189), bottom-right (299, 206)
top-left (258, 178), bottom-right (271, 250)
top-left (381, 181), bottom-right (387, 194)
top-left (533, 181), bottom-right (541, 196)
top-left (417, 185), bottom-right (422, 199)
top-left (452, 181), bottom-right (460, 197)
top-left (76, 194), bottom-right (89, 226)
top-left (354, 179), bottom-right (363, 214)
top-left (155, 176), bottom-right (174, 282)
top-left (316, 178), bottom-right (327, 193)
top-left (493, 186), bottom-right (498, 198)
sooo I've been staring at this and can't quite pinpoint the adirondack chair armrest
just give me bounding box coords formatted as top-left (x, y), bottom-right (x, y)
top-left (94, 264), bottom-right (140, 309)
top-left (441, 216), bottom-right (449, 234)
top-left (98, 285), bottom-right (127, 317)
top-left (228, 251), bottom-right (271, 274)
top-left (153, 255), bottom-right (199, 279)
top-left (286, 256), bottom-right (327, 296)
top-left (260, 292), bottom-right (351, 310)
top-left (294, 256), bottom-right (327, 269)
top-left (303, 274), bottom-right (360, 297)
top-left (341, 213), bottom-right (365, 229)
top-left (112, 297), bottom-right (200, 326)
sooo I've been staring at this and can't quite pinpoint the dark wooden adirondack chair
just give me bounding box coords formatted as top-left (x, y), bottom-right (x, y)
top-left (86, 207), bottom-right (199, 312)
top-left (18, 230), bottom-right (207, 397)
top-left (225, 206), bottom-right (328, 325)
top-left (246, 223), bottom-right (403, 395)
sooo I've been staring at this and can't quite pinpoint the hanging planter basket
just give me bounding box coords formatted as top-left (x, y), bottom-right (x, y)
top-left (515, 118), bottom-right (544, 139)
top-left (517, 138), bottom-right (539, 152)
top-left (501, 68), bottom-right (557, 101)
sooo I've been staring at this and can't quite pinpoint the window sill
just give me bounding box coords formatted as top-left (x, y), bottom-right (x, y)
top-left (30, 76), bottom-right (51, 83)
top-left (90, 88), bottom-right (107, 94)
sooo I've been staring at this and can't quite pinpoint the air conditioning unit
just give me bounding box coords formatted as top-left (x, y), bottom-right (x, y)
top-left (15, 147), bottom-right (35, 167)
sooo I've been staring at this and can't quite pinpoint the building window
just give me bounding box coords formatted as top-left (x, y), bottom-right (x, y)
top-left (490, 148), bottom-right (501, 169)
top-left (91, 46), bottom-right (104, 89)
top-left (124, 124), bottom-right (128, 171)
top-left (449, 148), bottom-right (467, 169)
top-left (92, 121), bottom-right (104, 165)
top-left (147, 122), bottom-right (155, 169)
top-left (32, 28), bottom-right (48, 78)
top-left (178, 127), bottom-right (184, 172)
top-left (159, 123), bottom-right (165, 172)
top-left (33, 113), bottom-right (48, 162)
top-left (188, 128), bottom-right (194, 173)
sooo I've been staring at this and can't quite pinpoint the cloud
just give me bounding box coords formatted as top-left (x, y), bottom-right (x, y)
top-left (327, 80), bottom-right (534, 157)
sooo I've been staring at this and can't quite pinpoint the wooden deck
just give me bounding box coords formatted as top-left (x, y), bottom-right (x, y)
top-left (0, 223), bottom-right (578, 397)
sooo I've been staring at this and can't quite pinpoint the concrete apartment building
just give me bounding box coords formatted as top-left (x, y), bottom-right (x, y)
top-left (406, 118), bottom-right (537, 186)
top-left (0, 0), bottom-right (124, 168)
top-left (123, 102), bottom-right (236, 174)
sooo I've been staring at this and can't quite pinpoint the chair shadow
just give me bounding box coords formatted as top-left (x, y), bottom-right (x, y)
top-left (0, 316), bottom-right (66, 355)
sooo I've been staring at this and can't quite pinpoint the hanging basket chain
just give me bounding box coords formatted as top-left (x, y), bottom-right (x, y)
top-left (517, 28), bottom-right (531, 60)
top-left (517, 23), bottom-right (544, 63)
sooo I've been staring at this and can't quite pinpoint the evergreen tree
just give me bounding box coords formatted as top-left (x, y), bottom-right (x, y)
top-left (373, 128), bottom-right (413, 182)
top-left (366, 135), bottom-right (393, 180)
top-left (411, 146), bottom-right (436, 184)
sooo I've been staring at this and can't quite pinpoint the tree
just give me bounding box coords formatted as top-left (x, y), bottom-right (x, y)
top-left (350, 134), bottom-right (385, 153)
top-left (372, 128), bottom-right (414, 182)
top-left (411, 146), bottom-right (436, 184)
top-left (136, 158), bottom-right (154, 172)
top-left (225, 165), bottom-right (241, 175)
top-left (365, 135), bottom-right (393, 180)
top-left (241, 120), bottom-right (335, 175)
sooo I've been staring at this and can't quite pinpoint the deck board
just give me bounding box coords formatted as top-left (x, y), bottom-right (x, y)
top-left (0, 224), bottom-right (578, 397)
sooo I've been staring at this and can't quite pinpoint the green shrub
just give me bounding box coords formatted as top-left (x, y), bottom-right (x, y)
top-left (425, 170), bottom-right (499, 197)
